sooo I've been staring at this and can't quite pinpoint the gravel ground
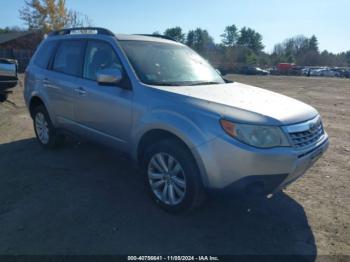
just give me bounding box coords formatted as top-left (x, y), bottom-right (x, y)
top-left (0, 74), bottom-right (349, 258)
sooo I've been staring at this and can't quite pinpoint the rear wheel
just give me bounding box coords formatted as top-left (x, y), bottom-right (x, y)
top-left (142, 139), bottom-right (205, 213)
top-left (33, 105), bottom-right (64, 149)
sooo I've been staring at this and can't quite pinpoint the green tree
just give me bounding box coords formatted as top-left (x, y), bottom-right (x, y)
top-left (164, 26), bottom-right (185, 43)
top-left (0, 26), bottom-right (24, 34)
top-left (258, 52), bottom-right (271, 66)
top-left (346, 51), bottom-right (350, 66)
top-left (186, 28), bottom-right (214, 56)
top-left (0, 27), bottom-right (10, 34)
top-left (245, 50), bottom-right (257, 65)
top-left (19, 0), bottom-right (91, 33)
top-left (237, 27), bottom-right (264, 53)
top-left (221, 24), bottom-right (238, 47)
top-left (308, 35), bottom-right (319, 53)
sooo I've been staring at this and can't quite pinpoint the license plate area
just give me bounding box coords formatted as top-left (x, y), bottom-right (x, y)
top-left (310, 147), bottom-right (324, 163)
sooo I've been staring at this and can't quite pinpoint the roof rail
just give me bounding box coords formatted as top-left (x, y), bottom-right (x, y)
top-left (48, 27), bottom-right (115, 37)
top-left (135, 34), bottom-right (177, 42)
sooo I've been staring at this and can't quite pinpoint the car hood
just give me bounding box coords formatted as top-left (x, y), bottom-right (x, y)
top-left (150, 82), bottom-right (318, 125)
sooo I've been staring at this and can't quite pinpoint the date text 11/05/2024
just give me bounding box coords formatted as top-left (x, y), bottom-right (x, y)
top-left (127, 256), bottom-right (220, 261)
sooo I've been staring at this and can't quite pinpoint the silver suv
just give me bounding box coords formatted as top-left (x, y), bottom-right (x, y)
top-left (24, 27), bottom-right (329, 212)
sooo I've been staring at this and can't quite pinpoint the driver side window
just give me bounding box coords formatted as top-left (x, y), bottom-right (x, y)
top-left (83, 40), bottom-right (122, 81)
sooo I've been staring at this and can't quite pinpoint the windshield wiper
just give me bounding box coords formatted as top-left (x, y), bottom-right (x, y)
top-left (146, 81), bottom-right (223, 86)
top-left (188, 81), bottom-right (222, 86)
top-left (147, 81), bottom-right (184, 86)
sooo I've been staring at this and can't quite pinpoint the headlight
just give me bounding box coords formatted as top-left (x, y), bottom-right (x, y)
top-left (220, 119), bottom-right (290, 148)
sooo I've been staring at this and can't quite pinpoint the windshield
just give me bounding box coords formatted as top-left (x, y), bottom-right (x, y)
top-left (119, 40), bottom-right (224, 86)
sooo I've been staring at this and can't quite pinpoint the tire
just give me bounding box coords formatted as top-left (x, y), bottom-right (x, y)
top-left (0, 93), bottom-right (7, 102)
top-left (142, 139), bottom-right (206, 213)
top-left (32, 105), bottom-right (64, 149)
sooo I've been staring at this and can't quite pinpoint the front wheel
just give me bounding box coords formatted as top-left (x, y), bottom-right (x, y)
top-left (142, 139), bottom-right (206, 213)
top-left (33, 105), bottom-right (64, 149)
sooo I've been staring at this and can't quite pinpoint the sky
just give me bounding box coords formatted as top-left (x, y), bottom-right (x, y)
top-left (0, 0), bottom-right (349, 53)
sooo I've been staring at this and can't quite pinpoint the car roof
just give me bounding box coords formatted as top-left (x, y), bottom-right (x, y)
top-left (46, 27), bottom-right (183, 45)
top-left (47, 31), bottom-right (182, 46)
top-left (115, 34), bottom-right (181, 44)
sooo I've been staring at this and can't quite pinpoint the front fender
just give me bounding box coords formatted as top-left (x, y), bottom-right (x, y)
top-left (130, 108), bottom-right (220, 187)
top-left (131, 109), bottom-right (210, 154)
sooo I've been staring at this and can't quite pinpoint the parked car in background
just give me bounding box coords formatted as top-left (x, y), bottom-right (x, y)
top-left (301, 68), bottom-right (310, 76)
top-left (318, 68), bottom-right (340, 77)
top-left (272, 64), bottom-right (343, 77)
top-left (0, 58), bottom-right (18, 101)
top-left (270, 64), bottom-right (303, 76)
top-left (268, 66), bottom-right (280, 75)
top-left (333, 68), bottom-right (350, 78)
top-left (308, 67), bottom-right (341, 77)
top-left (277, 63), bottom-right (295, 72)
top-left (240, 66), bottom-right (269, 75)
top-left (24, 27), bottom-right (329, 212)
top-left (309, 68), bottom-right (323, 76)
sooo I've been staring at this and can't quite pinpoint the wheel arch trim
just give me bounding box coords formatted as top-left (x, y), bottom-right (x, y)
top-left (132, 123), bottom-right (211, 187)
top-left (28, 93), bottom-right (56, 125)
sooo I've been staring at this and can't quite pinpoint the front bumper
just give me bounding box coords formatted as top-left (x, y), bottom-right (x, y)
top-left (194, 132), bottom-right (329, 195)
top-left (0, 80), bottom-right (18, 91)
top-left (0, 76), bottom-right (18, 92)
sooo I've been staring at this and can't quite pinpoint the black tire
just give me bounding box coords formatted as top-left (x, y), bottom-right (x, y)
top-left (0, 94), bottom-right (7, 102)
top-left (142, 139), bottom-right (206, 213)
top-left (32, 105), bottom-right (64, 149)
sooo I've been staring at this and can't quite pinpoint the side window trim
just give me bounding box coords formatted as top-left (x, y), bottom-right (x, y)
top-left (33, 40), bottom-right (58, 70)
top-left (47, 40), bottom-right (60, 70)
top-left (50, 39), bottom-right (87, 78)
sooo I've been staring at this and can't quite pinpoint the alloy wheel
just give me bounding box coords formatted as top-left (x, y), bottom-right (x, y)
top-left (35, 112), bottom-right (50, 144)
top-left (147, 152), bottom-right (187, 206)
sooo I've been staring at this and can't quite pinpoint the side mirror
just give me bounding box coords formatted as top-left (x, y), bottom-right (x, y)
top-left (96, 68), bottom-right (123, 85)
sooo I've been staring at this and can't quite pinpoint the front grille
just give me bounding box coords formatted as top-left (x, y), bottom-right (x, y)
top-left (288, 120), bottom-right (324, 148)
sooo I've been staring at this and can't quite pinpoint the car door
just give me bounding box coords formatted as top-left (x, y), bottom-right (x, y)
top-left (45, 39), bottom-right (85, 128)
top-left (73, 40), bottom-right (133, 151)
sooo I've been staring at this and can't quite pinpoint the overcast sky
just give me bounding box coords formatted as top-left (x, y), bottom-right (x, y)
top-left (0, 0), bottom-right (349, 53)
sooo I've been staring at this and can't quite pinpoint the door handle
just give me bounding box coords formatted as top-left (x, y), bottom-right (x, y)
top-left (43, 78), bottom-right (51, 85)
top-left (43, 78), bottom-right (60, 90)
top-left (74, 87), bottom-right (87, 96)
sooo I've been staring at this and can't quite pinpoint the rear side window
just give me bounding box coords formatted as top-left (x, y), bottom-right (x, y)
top-left (52, 40), bottom-right (85, 77)
top-left (33, 41), bottom-right (57, 69)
